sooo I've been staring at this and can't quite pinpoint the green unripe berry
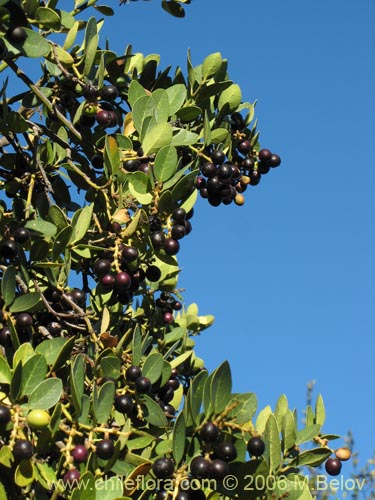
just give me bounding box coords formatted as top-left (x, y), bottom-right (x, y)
top-left (27, 409), bottom-right (51, 429)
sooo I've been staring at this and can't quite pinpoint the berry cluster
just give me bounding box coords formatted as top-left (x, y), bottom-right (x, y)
top-left (324, 447), bottom-right (351, 476)
top-left (150, 207), bottom-right (193, 257)
top-left (155, 292), bottom-right (182, 325)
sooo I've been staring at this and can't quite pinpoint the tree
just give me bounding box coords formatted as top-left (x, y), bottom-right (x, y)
top-left (0, 1), bottom-right (351, 499)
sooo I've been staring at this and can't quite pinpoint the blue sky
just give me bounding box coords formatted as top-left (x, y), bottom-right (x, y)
top-left (100, 0), bottom-right (375, 467)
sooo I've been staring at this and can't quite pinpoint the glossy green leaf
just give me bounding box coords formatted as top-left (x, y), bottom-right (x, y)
top-left (282, 410), bottom-right (297, 452)
top-left (10, 360), bottom-right (22, 402)
top-left (172, 411), bottom-right (186, 466)
top-left (218, 83), bottom-right (242, 112)
top-left (52, 336), bottom-right (75, 371)
top-left (36, 338), bottom-right (66, 366)
top-left (83, 17), bottom-right (98, 77)
top-left (131, 326), bottom-right (143, 366)
top-left (275, 394), bottom-right (288, 426)
top-left (142, 352), bottom-right (164, 384)
top-left (25, 219), bottom-right (57, 237)
top-left (13, 344), bottom-right (34, 368)
top-left (0, 354), bottom-right (11, 384)
top-left (21, 354), bottom-right (48, 396)
top-left (296, 423), bottom-right (321, 445)
top-left (154, 145), bottom-right (178, 182)
top-left (315, 394), bottom-right (326, 426)
top-left (211, 360), bottom-right (232, 414)
top-left (35, 7), bottom-right (61, 29)
top-left (101, 356), bottom-right (121, 379)
top-left (1, 265), bottom-right (16, 306)
top-left (176, 106), bottom-right (201, 122)
top-left (71, 354), bottom-right (85, 415)
top-left (264, 414), bottom-right (281, 474)
top-left (171, 128), bottom-right (198, 146)
top-left (52, 226), bottom-right (73, 260)
top-left (9, 292), bottom-right (41, 313)
top-left (185, 369), bottom-right (207, 425)
top-left (29, 378), bottom-right (63, 409)
top-left (202, 52), bottom-right (222, 79)
top-left (141, 395), bottom-right (168, 427)
top-left (227, 392), bottom-right (257, 425)
top-left (142, 122), bottom-right (173, 155)
top-left (48, 205), bottom-right (68, 230)
top-left (128, 80), bottom-right (147, 108)
top-left (289, 447), bottom-right (332, 467)
top-left (94, 381), bottom-right (115, 424)
top-left (18, 28), bottom-right (51, 58)
top-left (70, 204), bottom-right (94, 243)
top-left (166, 84), bottom-right (187, 115)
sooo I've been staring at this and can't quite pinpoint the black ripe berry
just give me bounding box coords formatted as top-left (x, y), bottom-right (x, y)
top-left (215, 441), bottom-right (237, 462)
top-left (258, 149), bottom-right (272, 162)
top-left (94, 259), bottom-right (112, 276)
top-left (209, 459), bottom-right (229, 480)
top-left (7, 27), bottom-right (27, 45)
top-left (201, 162), bottom-right (217, 178)
top-left (237, 140), bottom-right (251, 155)
top-left (0, 405), bottom-right (11, 425)
top-left (172, 207), bottom-right (186, 222)
top-left (199, 422), bottom-right (219, 442)
top-left (96, 109), bottom-right (116, 127)
top-left (114, 394), bottom-right (134, 414)
top-left (135, 376), bottom-right (151, 394)
top-left (72, 445), bottom-right (89, 463)
top-left (96, 439), bottom-right (115, 460)
top-left (167, 378), bottom-right (180, 390)
top-left (123, 159), bottom-right (141, 172)
top-left (268, 153), bottom-right (281, 168)
top-left (13, 440), bottom-right (34, 460)
top-left (164, 238), bottom-right (179, 256)
top-left (190, 456), bottom-right (211, 478)
top-left (0, 240), bottom-right (19, 259)
top-left (16, 312), bottom-right (33, 328)
top-left (247, 437), bottom-right (265, 457)
top-left (13, 227), bottom-right (30, 243)
top-left (150, 231), bottom-right (165, 250)
top-left (158, 386), bottom-right (174, 403)
top-left (211, 150), bottom-right (225, 165)
top-left (325, 457), bottom-right (342, 476)
top-left (122, 245), bottom-right (138, 262)
top-left (63, 468), bottom-right (80, 487)
top-left (114, 272), bottom-right (131, 293)
top-left (101, 85), bottom-right (119, 101)
top-left (175, 492), bottom-right (190, 500)
top-left (146, 265), bottom-right (161, 282)
top-left (82, 84), bottom-right (99, 100)
top-left (152, 457), bottom-right (175, 479)
top-left (0, 327), bottom-right (10, 346)
top-left (126, 365), bottom-right (142, 382)
top-left (171, 224), bottom-right (186, 240)
top-left (101, 274), bottom-right (115, 288)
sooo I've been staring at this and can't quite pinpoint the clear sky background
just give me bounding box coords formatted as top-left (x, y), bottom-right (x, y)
top-left (99, 0), bottom-right (375, 468)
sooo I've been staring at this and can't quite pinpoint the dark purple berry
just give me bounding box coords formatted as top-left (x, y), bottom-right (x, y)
top-left (258, 149), bottom-right (272, 162)
top-left (190, 456), bottom-right (211, 478)
top-left (325, 457), bottom-right (342, 476)
top-left (135, 376), bottom-right (151, 394)
top-left (123, 159), bottom-right (140, 172)
top-left (101, 274), bottom-right (115, 289)
top-left (83, 84), bottom-right (99, 100)
top-left (150, 231), bottom-right (165, 250)
top-left (200, 422), bottom-right (219, 442)
top-left (167, 378), bottom-right (180, 391)
top-left (0, 240), bottom-right (18, 259)
top-left (47, 322), bottom-right (62, 335)
top-left (146, 266), bottom-right (161, 282)
top-left (237, 140), bottom-right (251, 154)
top-left (172, 207), bottom-right (186, 222)
top-left (16, 313), bottom-right (33, 328)
top-left (63, 468), bottom-right (80, 487)
top-left (0, 327), bottom-right (11, 346)
top-left (13, 440), bottom-right (34, 459)
top-left (114, 272), bottom-right (131, 292)
top-left (171, 224), bottom-right (186, 240)
top-left (7, 27), bottom-right (27, 45)
top-left (72, 445), bottom-right (88, 463)
top-left (101, 85), bottom-right (119, 101)
top-left (215, 441), bottom-right (237, 462)
top-left (0, 405), bottom-right (11, 425)
top-left (163, 312), bottom-right (174, 325)
top-left (114, 394), bottom-right (134, 414)
top-left (268, 153), bottom-right (281, 168)
top-left (201, 162), bottom-right (217, 178)
top-left (152, 457), bottom-right (175, 479)
top-left (163, 238), bottom-right (179, 256)
top-left (247, 437), bottom-right (265, 457)
top-left (96, 439), bottom-right (115, 460)
top-left (94, 259), bottom-right (112, 276)
top-left (211, 150), bottom-right (225, 165)
top-left (13, 228), bottom-right (30, 243)
top-left (158, 386), bottom-right (174, 403)
top-left (209, 459), bottom-right (229, 480)
top-left (126, 366), bottom-right (142, 381)
top-left (122, 246), bottom-right (138, 262)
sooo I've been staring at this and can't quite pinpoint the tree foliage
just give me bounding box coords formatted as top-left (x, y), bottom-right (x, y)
top-left (0, 1), bottom-right (351, 499)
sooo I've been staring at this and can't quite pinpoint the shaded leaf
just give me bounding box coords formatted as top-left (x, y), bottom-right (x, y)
top-left (29, 378), bottom-right (63, 409)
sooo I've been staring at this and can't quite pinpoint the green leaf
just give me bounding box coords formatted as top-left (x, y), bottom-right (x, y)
top-left (131, 326), bottom-right (142, 366)
top-left (83, 17), bottom-right (98, 77)
top-left (141, 395), bottom-right (168, 427)
top-left (128, 80), bottom-right (147, 108)
top-left (15, 460), bottom-right (34, 487)
top-left (203, 111), bottom-right (211, 146)
top-left (34, 462), bottom-right (57, 491)
top-left (9, 292), bottom-right (41, 313)
top-left (275, 394), bottom-right (288, 426)
top-left (1, 265), bottom-right (16, 306)
top-left (71, 354), bottom-right (85, 415)
top-left (154, 145), bottom-right (178, 182)
top-left (176, 106), bottom-right (201, 122)
top-left (171, 128), bottom-right (198, 147)
top-left (202, 52), bottom-right (222, 80)
top-left (0, 354), bottom-right (11, 384)
top-left (36, 338), bottom-right (66, 366)
top-left (18, 28), bottom-right (51, 58)
top-left (104, 135), bottom-right (120, 176)
top-left (296, 424), bottom-right (321, 445)
top-left (166, 84), bottom-right (187, 115)
top-left (218, 83), bottom-right (242, 113)
top-left (264, 414), bottom-right (281, 474)
top-left (100, 356), bottom-right (121, 380)
top-left (152, 88), bottom-right (170, 123)
top-left (52, 226), bottom-right (73, 260)
top-left (171, 169), bottom-right (198, 204)
top-left (185, 369), bottom-right (207, 425)
top-left (71, 471), bottom-right (96, 500)
top-left (29, 378), bottom-right (63, 410)
top-left (211, 128), bottom-right (230, 144)
top-left (13, 344), bottom-right (34, 368)
top-left (30, 239), bottom-right (49, 261)
top-left (282, 410), bottom-right (297, 452)
top-left (227, 393), bottom-right (257, 425)
top-left (10, 361), bottom-right (23, 402)
top-left (0, 445), bottom-right (13, 468)
top-left (128, 172), bottom-right (153, 205)
top-left (52, 336), bottom-right (75, 371)
top-left (172, 411), bottom-right (186, 466)
top-left (25, 219), bottom-right (57, 237)
top-left (288, 448), bottom-right (332, 467)
top-left (315, 394), bottom-right (326, 426)
top-left (142, 122), bottom-right (173, 155)
top-left (211, 360), bottom-right (232, 414)
top-left (94, 381), bottom-right (115, 424)
top-left (70, 204), bottom-right (94, 243)
top-left (94, 476), bottom-right (124, 500)
top-left (21, 354), bottom-right (48, 396)
top-left (142, 352), bottom-right (164, 384)
top-left (7, 111), bottom-right (29, 133)
top-left (35, 7), bottom-right (61, 29)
